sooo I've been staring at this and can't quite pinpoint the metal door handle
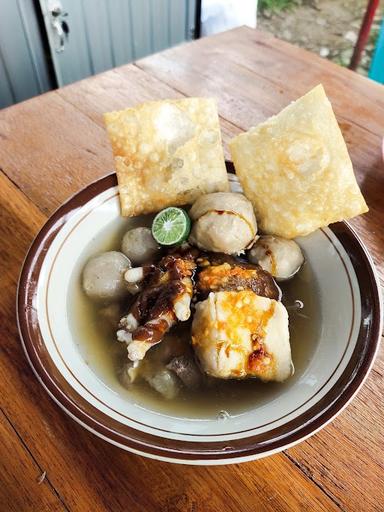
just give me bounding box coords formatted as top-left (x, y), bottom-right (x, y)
top-left (51, 5), bottom-right (67, 17)
top-left (52, 19), bottom-right (65, 53)
top-left (48, 1), bottom-right (69, 53)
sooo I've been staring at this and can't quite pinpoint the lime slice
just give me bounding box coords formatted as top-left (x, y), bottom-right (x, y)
top-left (152, 207), bottom-right (191, 246)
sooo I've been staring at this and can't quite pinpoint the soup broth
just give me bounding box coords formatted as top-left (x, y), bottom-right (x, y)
top-left (68, 219), bottom-right (320, 419)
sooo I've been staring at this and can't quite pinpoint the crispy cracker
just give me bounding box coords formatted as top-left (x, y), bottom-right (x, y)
top-left (229, 85), bottom-right (368, 238)
top-left (104, 98), bottom-right (229, 216)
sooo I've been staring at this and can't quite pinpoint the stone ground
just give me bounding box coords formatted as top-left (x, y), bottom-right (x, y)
top-left (258, 0), bottom-right (384, 76)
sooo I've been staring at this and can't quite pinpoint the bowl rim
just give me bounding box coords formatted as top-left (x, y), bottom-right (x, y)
top-left (17, 168), bottom-right (382, 464)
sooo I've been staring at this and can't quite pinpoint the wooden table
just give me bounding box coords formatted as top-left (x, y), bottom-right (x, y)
top-left (0, 27), bottom-right (383, 512)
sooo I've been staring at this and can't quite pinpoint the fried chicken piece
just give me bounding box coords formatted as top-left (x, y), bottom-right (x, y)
top-left (117, 247), bottom-right (197, 361)
top-left (195, 252), bottom-right (281, 300)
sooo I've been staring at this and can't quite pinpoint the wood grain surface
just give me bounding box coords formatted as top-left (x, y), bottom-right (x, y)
top-left (0, 27), bottom-right (383, 512)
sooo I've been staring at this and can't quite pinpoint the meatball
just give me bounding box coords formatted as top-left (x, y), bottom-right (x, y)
top-left (82, 251), bottom-right (131, 302)
top-left (121, 227), bottom-right (159, 265)
top-left (189, 192), bottom-right (257, 254)
top-left (248, 236), bottom-right (304, 280)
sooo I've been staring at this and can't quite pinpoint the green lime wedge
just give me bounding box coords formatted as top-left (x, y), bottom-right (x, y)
top-left (152, 207), bottom-right (191, 246)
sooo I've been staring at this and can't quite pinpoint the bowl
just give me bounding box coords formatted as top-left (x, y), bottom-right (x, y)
top-left (17, 168), bottom-right (382, 464)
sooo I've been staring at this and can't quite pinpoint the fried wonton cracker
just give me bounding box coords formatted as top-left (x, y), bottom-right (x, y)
top-left (104, 98), bottom-right (229, 216)
top-left (229, 85), bottom-right (368, 238)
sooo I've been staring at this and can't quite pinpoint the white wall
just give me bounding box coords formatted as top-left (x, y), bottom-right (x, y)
top-left (201, 0), bottom-right (258, 36)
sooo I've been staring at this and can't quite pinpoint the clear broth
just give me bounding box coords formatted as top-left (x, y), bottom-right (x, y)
top-left (68, 220), bottom-right (320, 419)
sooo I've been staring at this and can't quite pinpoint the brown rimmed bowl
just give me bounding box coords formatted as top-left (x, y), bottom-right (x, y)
top-left (17, 169), bottom-right (382, 464)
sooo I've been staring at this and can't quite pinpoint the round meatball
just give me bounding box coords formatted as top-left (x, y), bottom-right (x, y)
top-left (189, 192), bottom-right (257, 254)
top-left (121, 227), bottom-right (159, 265)
top-left (248, 236), bottom-right (304, 280)
top-left (82, 251), bottom-right (131, 302)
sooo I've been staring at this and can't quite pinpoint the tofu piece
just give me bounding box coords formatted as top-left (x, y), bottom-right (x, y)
top-left (104, 98), bottom-right (229, 216)
top-left (229, 85), bottom-right (368, 238)
top-left (191, 291), bottom-right (292, 382)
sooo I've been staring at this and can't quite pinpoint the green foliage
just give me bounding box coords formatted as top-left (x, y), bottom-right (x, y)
top-left (259, 0), bottom-right (298, 13)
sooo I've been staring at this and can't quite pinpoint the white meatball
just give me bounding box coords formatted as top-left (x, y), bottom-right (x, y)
top-left (189, 192), bottom-right (257, 254)
top-left (82, 251), bottom-right (131, 302)
top-left (248, 236), bottom-right (304, 280)
top-left (121, 227), bottom-right (159, 265)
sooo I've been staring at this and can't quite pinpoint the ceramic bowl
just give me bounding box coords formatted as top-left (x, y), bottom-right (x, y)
top-left (17, 169), bottom-right (382, 464)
